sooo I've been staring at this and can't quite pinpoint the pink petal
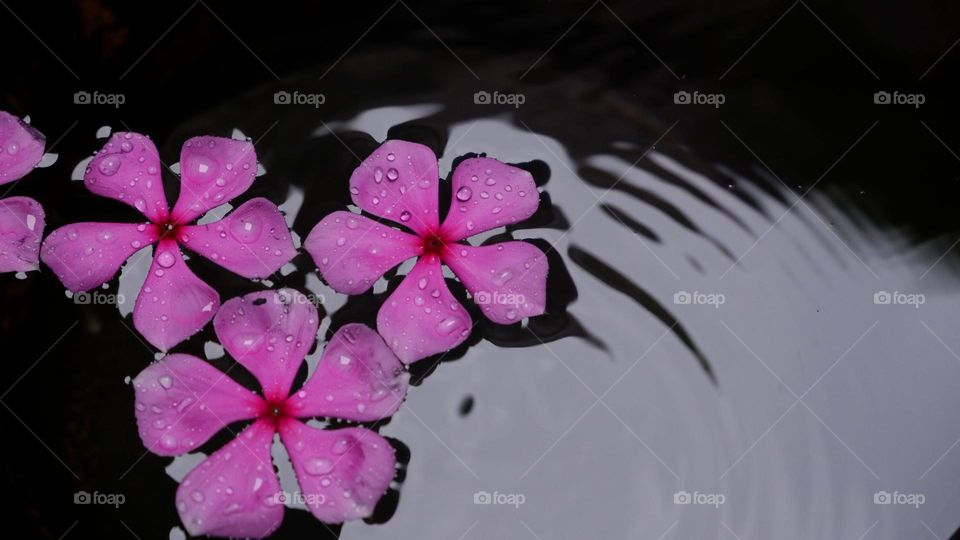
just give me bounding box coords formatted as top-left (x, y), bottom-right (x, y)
top-left (133, 238), bottom-right (219, 351)
top-left (40, 222), bottom-right (159, 291)
top-left (286, 323), bottom-right (409, 422)
top-left (178, 197), bottom-right (296, 279)
top-left (171, 136), bottom-right (257, 225)
top-left (0, 111), bottom-right (45, 185)
top-left (443, 241), bottom-right (548, 324)
top-left (304, 211), bottom-right (421, 295)
top-left (0, 197), bottom-right (45, 272)
top-left (176, 419), bottom-right (284, 538)
top-left (213, 289), bottom-right (318, 401)
top-left (84, 132), bottom-right (169, 223)
top-left (278, 420), bottom-right (395, 523)
top-left (377, 255), bottom-right (472, 364)
top-left (132, 353), bottom-right (264, 456)
top-left (439, 157), bottom-right (539, 240)
top-left (349, 140), bottom-right (440, 236)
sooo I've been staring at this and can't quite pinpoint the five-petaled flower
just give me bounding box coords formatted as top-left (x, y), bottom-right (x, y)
top-left (0, 111), bottom-right (47, 273)
top-left (305, 139), bottom-right (549, 363)
top-left (132, 288), bottom-right (409, 537)
top-left (41, 132), bottom-right (297, 350)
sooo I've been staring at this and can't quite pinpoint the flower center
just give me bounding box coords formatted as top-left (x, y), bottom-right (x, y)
top-left (421, 232), bottom-right (448, 256)
top-left (260, 398), bottom-right (290, 427)
top-left (156, 219), bottom-right (181, 240)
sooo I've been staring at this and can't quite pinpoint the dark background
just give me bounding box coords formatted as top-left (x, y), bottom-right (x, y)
top-left (2, 0), bottom-right (959, 537)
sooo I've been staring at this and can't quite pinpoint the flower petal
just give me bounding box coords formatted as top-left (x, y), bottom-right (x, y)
top-left (439, 157), bottom-right (539, 240)
top-left (176, 419), bottom-right (284, 538)
top-left (304, 211), bottom-right (421, 295)
top-left (41, 222), bottom-right (159, 291)
top-left (84, 132), bottom-right (169, 223)
top-left (132, 353), bottom-right (264, 456)
top-left (0, 197), bottom-right (45, 272)
top-left (349, 140), bottom-right (440, 236)
top-left (178, 197), bottom-right (296, 279)
top-left (213, 289), bottom-right (318, 401)
top-left (278, 421), bottom-right (395, 523)
top-left (171, 136), bottom-right (257, 225)
top-left (286, 323), bottom-right (409, 422)
top-left (443, 241), bottom-right (548, 324)
top-left (133, 238), bottom-right (219, 351)
top-left (0, 112), bottom-right (45, 185)
top-left (377, 255), bottom-right (472, 363)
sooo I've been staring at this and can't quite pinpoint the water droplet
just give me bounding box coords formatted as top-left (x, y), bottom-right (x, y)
top-left (158, 375), bottom-right (173, 388)
top-left (98, 156), bottom-right (121, 176)
top-left (386, 168), bottom-right (399, 181)
top-left (305, 457), bottom-right (334, 475)
top-left (331, 437), bottom-right (350, 455)
top-left (399, 210), bottom-right (411, 222)
top-left (191, 491), bottom-right (205, 503)
top-left (485, 177), bottom-right (496, 186)
top-left (229, 210), bottom-right (263, 243)
top-left (336, 237), bottom-right (347, 247)
top-left (223, 502), bottom-right (241, 515)
top-left (456, 186), bottom-right (472, 201)
top-left (386, 152), bottom-right (396, 161)
top-left (156, 251), bottom-right (176, 268)
top-left (437, 317), bottom-right (461, 335)
top-left (97, 230), bottom-right (116, 244)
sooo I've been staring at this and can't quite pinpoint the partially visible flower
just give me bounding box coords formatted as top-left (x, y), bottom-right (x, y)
top-left (132, 288), bottom-right (409, 537)
top-left (42, 132), bottom-right (297, 350)
top-left (0, 111), bottom-right (47, 273)
top-left (305, 140), bottom-right (549, 363)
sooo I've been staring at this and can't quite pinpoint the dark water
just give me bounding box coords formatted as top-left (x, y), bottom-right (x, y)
top-left (3, 1), bottom-right (960, 538)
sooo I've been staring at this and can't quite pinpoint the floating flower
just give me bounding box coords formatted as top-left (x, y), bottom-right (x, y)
top-left (132, 288), bottom-right (409, 537)
top-left (305, 140), bottom-right (549, 363)
top-left (42, 132), bottom-right (297, 350)
top-left (0, 111), bottom-right (47, 273)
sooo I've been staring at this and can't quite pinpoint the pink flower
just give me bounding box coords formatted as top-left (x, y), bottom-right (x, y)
top-left (41, 132), bottom-right (297, 351)
top-left (133, 288), bottom-right (409, 537)
top-left (0, 111), bottom-right (47, 273)
top-left (305, 140), bottom-right (549, 363)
